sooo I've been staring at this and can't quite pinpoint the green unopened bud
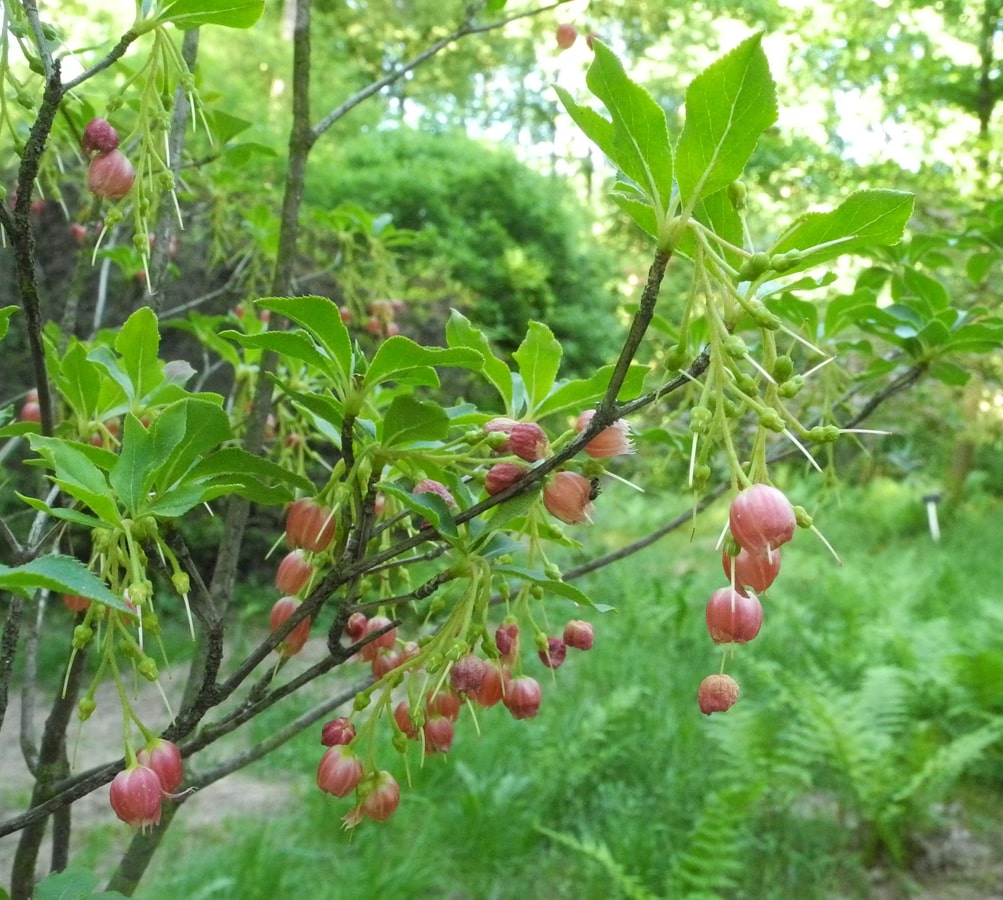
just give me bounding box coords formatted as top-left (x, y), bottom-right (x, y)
top-left (391, 731), bottom-right (409, 753)
top-left (806, 425), bottom-right (840, 444)
top-left (727, 180), bottom-right (747, 211)
top-left (794, 505), bottom-right (813, 528)
top-left (72, 624), bottom-right (94, 649)
top-left (758, 409), bottom-right (786, 433)
top-left (723, 335), bottom-right (748, 359)
top-left (690, 464), bottom-right (711, 489)
top-left (353, 691), bottom-right (371, 711)
top-left (172, 571), bottom-right (190, 595)
top-left (15, 91), bottom-right (35, 110)
top-left (778, 375), bottom-right (805, 398)
top-left (78, 697), bottom-right (97, 721)
top-left (663, 344), bottom-right (688, 371)
top-left (770, 250), bottom-right (802, 273)
top-left (735, 374), bottom-right (758, 396)
top-left (738, 252), bottom-right (770, 282)
top-left (772, 356), bottom-right (794, 383)
top-left (544, 563), bottom-right (562, 581)
top-left (138, 656), bottom-right (159, 681)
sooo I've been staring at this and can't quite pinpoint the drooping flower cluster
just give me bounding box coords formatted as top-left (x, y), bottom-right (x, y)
top-left (699, 483), bottom-right (800, 714)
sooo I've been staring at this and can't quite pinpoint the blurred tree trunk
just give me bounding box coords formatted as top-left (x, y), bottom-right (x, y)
top-left (944, 0), bottom-right (1001, 505)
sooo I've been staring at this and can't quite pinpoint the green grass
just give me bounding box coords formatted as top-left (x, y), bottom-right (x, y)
top-left (55, 483), bottom-right (1003, 899)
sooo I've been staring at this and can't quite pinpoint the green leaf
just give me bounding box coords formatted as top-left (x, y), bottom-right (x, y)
top-left (109, 414), bottom-right (155, 517)
top-left (186, 447), bottom-right (313, 494)
top-left (17, 493), bottom-right (108, 530)
top-left (257, 296), bottom-right (353, 384)
top-left (513, 322), bottom-right (562, 414)
top-left (114, 307), bottom-right (162, 404)
top-left (483, 483), bottom-right (541, 530)
top-left (28, 436), bottom-right (121, 525)
top-left (577, 42), bottom-right (673, 216)
top-left (445, 310), bottom-right (512, 411)
top-left (381, 396), bottom-right (450, 447)
top-left (220, 329), bottom-right (338, 379)
top-left (770, 190), bottom-right (915, 274)
top-left (158, 0), bottom-right (265, 29)
top-left (377, 483), bottom-right (459, 540)
top-left (147, 398), bottom-right (232, 493)
top-left (493, 565), bottom-right (613, 612)
top-left (534, 363), bottom-right (647, 419)
top-left (0, 556), bottom-right (129, 613)
top-left (675, 33), bottom-right (777, 207)
top-left (928, 360), bottom-right (971, 385)
top-left (364, 336), bottom-right (482, 391)
top-left (55, 340), bottom-right (103, 420)
top-left (0, 305), bottom-right (18, 341)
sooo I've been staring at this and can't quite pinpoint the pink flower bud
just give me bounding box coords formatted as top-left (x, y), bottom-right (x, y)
top-left (275, 549), bottom-right (313, 596)
top-left (563, 619), bottom-right (594, 651)
top-left (358, 615), bottom-right (397, 662)
top-left (423, 715), bottom-right (455, 754)
top-left (358, 770), bottom-right (400, 822)
top-left (504, 675), bottom-right (542, 719)
top-left (705, 587), bottom-right (763, 644)
top-left (503, 422), bottom-right (550, 462)
top-left (495, 621), bottom-right (520, 663)
top-left (485, 462), bottom-right (530, 496)
top-left (722, 546), bottom-right (782, 594)
top-left (316, 745), bottom-right (364, 798)
top-left (136, 739), bottom-right (183, 793)
top-left (87, 150), bottom-right (135, 201)
top-left (575, 409), bottom-right (635, 458)
top-left (82, 118), bottom-right (119, 154)
top-left (321, 717), bottom-right (356, 747)
top-left (543, 471), bottom-right (595, 525)
top-left (698, 673), bottom-right (740, 715)
top-left (269, 596), bottom-right (311, 657)
top-left (285, 498), bottom-right (336, 553)
top-left (450, 654), bottom-right (487, 695)
top-left (728, 484), bottom-right (796, 556)
top-left (469, 660), bottom-right (505, 707)
top-left (427, 690), bottom-right (461, 722)
top-left (538, 637), bottom-right (567, 669)
top-left (394, 701), bottom-right (419, 739)
top-left (109, 765), bottom-right (163, 830)
top-left (412, 478), bottom-right (456, 507)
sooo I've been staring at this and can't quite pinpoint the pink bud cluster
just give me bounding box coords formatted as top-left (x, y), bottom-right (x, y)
top-left (318, 615), bottom-right (595, 827)
top-left (482, 409), bottom-right (633, 527)
top-left (83, 119), bottom-right (135, 201)
top-left (108, 740), bottom-right (184, 830)
top-left (698, 484), bottom-right (798, 715)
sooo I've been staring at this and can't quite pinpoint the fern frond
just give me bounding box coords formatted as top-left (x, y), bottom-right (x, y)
top-left (535, 825), bottom-right (657, 900)
top-left (666, 782), bottom-right (762, 898)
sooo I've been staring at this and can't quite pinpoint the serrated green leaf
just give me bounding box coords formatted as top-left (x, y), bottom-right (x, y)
top-left (186, 447), bottom-right (313, 493)
top-left (770, 190), bottom-right (915, 274)
top-left (381, 396), bottom-right (450, 447)
top-left (54, 340), bottom-right (102, 420)
top-left (109, 414), bottom-right (154, 517)
top-left (115, 307), bottom-right (162, 404)
top-left (513, 322), bottom-right (562, 414)
top-left (0, 304), bottom-right (17, 341)
top-left (928, 360), bottom-right (971, 385)
top-left (220, 329), bottom-right (338, 379)
top-left (148, 398), bottom-right (232, 493)
top-left (365, 336), bottom-right (481, 391)
top-left (158, 0), bottom-right (264, 29)
top-left (377, 483), bottom-right (459, 539)
top-left (17, 493), bottom-right (109, 530)
top-left (554, 85), bottom-right (616, 162)
top-left (446, 310), bottom-right (513, 411)
top-left (676, 33), bottom-right (777, 207)
top-left (581, 42), bottom-right (673, 217)
top-left (257, 296), bottom-right (353, 384)
top-left (28, 436), bottom-right (121, 524)
top-left (483, 483), bottom-right (541, 530)
top-left (0, 556), bottom-right (129, 612)
top-left (492, 564), bottom-right (612, 611)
